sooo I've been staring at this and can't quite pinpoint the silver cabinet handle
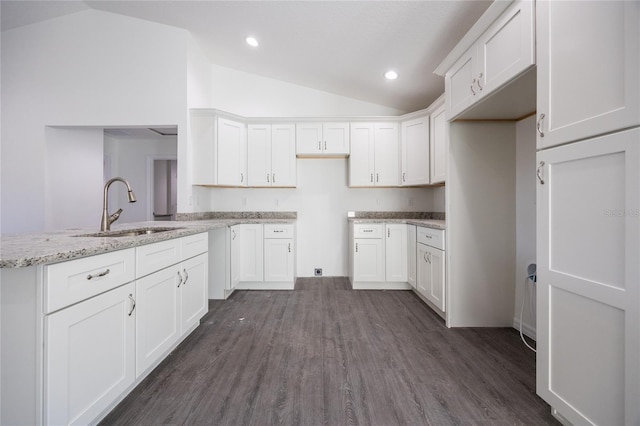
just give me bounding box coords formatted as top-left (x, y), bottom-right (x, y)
top-left (177, 270), bottom-right (183, 288)
top-left (477, 73), bottom-right (483, 90)
top-left (232, 229), bottom-right (236, 240)
top-left (370, 173), bottom-right (373, 183)
top-left (470, 79), bottom-right (477, 95)
top-left (318, 141), bottom-right (321, 151)
top-left (402, 172), bottom-right (406, 182)
top-left (324, 141), bottom-right (327, 150)
top-left (128, 294), bottom-right (136, 316)
top-left (428, 252), bottom-right (432, 264)
top-left (288, 243), bottom-right (291, 253)
top-left (423, 252), bottom-right (428, 263)
top-left (267, 173), bottom-right (270, 183)
top-left (87, 269), bottom-right (110, 280)
top-left (183, 269), bottom-right (189, 285)
top-left (387, 228), bottom-right (390, 238)
top-left (537, 161), bottom-right (545, 185)
top-left (537, 113), bottom-right (545, 137)
top-left (272, 173), bottom-right (276, 183)
top-left (376, 173), bottom-right (379, 183)
top-left (355, 243), bottom-right (358, 253)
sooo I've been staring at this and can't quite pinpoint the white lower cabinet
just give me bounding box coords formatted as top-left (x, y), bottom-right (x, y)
top-left (353, 238), bottom-right (385, 282)
top-left (45, 282), bottom-right (136, 426)
top-left (264, 238), bottom-right (294, 282)
top-left (43, 232), bottom-right (208, 426)
top-left (407, 225), bottom-right (417, 289)
top-left (416, 244), bottom-right (445, 312)
top-left (135, 267), bottom-right (180, 376)
top-left (416, 226), bottom-right (446, 314)
top-left (239, 224), bottom-right (264, 282)
top-left (385, 224), bottom-right (407, 282)
top-left (230, 225), bottom-right (241, 291)
top-left (536, 128), bottom-right (639, 425)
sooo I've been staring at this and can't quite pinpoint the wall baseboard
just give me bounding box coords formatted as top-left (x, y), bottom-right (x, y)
top-left (512, 317), bottom-right (536, 340)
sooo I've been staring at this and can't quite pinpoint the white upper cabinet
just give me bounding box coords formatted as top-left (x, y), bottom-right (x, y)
top-left (349, 123), bottom-right (375, 186)
top-left (296, 122), bottom-right (349, 156)
top-left (349, 122), bottom-right (399, 187)
top-left (248, 124), bottom-right (296, 187)
top-left (445, 0), bottom-right (535, 120)
top-left (400, 116), bottom-right (430, 186)
top-left (429, 100), bottom-right (448, 184)
top-left (476, 0), bottom-right (534, 97)
top-left (536, 1), bottom-right (639, 149)
top-left (191, 111), bottom-right (247, 187)
top-left (270, 124), bottom-right (297, 186)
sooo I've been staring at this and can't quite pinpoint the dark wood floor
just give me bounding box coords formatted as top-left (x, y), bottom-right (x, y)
top-left (102, 277), bottom-right (558, 425)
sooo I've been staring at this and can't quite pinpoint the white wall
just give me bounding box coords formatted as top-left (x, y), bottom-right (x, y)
top-left (104, 134), bottom-right (177, 224)
top-left (44, 127), bottom-right (104, 231)
top-left (514, 115), bottom-right (537, 337)
top-left (207, 159), bottom-right (434, 277)
top-left (210, 64), bottom-right (404, 117)
top-left (1, 10), bottom-right (189, 232)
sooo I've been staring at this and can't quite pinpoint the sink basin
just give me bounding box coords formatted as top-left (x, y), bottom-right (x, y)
top-left (74, 227), bottom-right (184, 238)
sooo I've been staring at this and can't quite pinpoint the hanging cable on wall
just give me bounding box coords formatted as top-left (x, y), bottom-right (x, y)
top-left (520, 263), bottom-right (537, 352)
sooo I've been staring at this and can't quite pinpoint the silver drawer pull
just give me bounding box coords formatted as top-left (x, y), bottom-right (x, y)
top-left (183, 269), bottom-right (189, 285)
top-left (128, 294), bottom-right (136, 316)
top-left (177, 270), bottom-right (183, 288)
top-left (288, 243), bottom-right (291, 253)
top-left (87, 269), bottom-right (110, 280)
top-left (274, 229), bottom-right (284, 233)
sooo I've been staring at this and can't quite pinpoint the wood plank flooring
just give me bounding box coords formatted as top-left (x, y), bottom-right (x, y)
top-left (101, 277), bottom-right (558, 425)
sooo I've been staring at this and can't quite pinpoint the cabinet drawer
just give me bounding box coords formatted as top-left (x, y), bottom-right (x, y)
top-left (136, 239), bottom-right (181, 278)
top-left (263, 224), bottom-right (294, 239)
top-left (181, 232), bottom-right (208, 259)
top-left (353, 224), bottom-right (383, 238)
top-left (44, 248), bottom-right (135, 313)
top-left (417, 227), bottom-right (445, 250)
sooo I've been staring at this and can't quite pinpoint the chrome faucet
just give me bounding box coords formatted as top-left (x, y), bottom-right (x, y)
top-left (101, 177), bottom-right (137, 231)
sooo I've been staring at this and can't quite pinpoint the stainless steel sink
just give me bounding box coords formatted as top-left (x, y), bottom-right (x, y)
top-left (74, 227), bottom-right (184, 238)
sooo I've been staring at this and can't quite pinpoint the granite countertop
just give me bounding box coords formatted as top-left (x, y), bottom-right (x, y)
top-left (1, 212), bottom-right (297, 269)
top-left (350, 218), bottom-right (446, 230)
top-left (347, 211), bottom-right (446, 231)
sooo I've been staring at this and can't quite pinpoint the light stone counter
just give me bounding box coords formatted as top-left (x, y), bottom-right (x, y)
top-left (1, 217), bottom-right (296, 268)
top-left (347, 211), bottom-right (445, 230)
top-left (349, 218), bottom-right (446, 230)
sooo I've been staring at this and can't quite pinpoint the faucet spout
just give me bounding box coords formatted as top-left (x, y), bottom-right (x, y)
top-left (101, 178), bottom-right (137, 231)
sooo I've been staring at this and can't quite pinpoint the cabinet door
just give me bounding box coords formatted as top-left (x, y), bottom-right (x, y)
top-left (264, 239), bottom-right (294, 282)
top-left (218, 117), bottom-right (247, 186)
top-left (323, 122), bottom-right (350, 155)
top-left (374, 122), bottom-right (399, 186)
top-left (416, 243), bottom-right (431, 299)
top-left (349, 122), bottom-right (375, 187)
top-left (385, 224), bottom-right (407, 282)
top-left (180, 253), bottom-right (208, 333)
top-left (476, 0), bottom-right (534, 99)
top-left (247, 124), bottom-right (271, 187)
top-left (426, 246), bottom-right (445, 312)
top-left (407, 225), bottom-right (417, 289)
top-left (296, 123), bottom-right (322, 155)
top-left (353, 238), bottom-right (385, 282)
top-left (537, 1), bottom-right (639, 149)
top-left (271, 124), bottom-right (296, 187)
top-left (536, 129), bottom-right (640, 426)
top-left (45, 283), bottom-right (135, 426)
top-left (429, 102), bottom-right (448, 184)
top-left (400, 116), bottom-right (429, 186)
top-left (135, 266), bottom-right (180, 376)
top-left (239, 224), bottom-right (264, 281)
top-left (445, 46), bottom-right (477, 120)
top-left (230, 226), bottom-right (240, 290)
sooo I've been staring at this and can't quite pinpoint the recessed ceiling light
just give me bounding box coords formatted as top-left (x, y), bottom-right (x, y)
top-left (385, 70), bottom-right (398, 80)
top-left (246, 36), bottom-right (259, 47)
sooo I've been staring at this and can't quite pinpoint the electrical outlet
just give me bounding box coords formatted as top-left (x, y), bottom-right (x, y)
top-left (408, 197), bottom-right (414, 207)
top-left (314, 268), bottom-right (322, 277)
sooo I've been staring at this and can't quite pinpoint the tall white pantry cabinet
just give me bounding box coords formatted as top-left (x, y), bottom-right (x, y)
top-left (535, 2), bottom-right (640, 425)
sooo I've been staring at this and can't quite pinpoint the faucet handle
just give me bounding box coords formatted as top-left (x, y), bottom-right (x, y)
top-left (109, 208), bottom-right (123, 223)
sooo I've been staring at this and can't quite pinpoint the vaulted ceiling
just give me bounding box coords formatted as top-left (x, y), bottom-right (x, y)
top-left (1, 1), bottom-right (492, 112)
